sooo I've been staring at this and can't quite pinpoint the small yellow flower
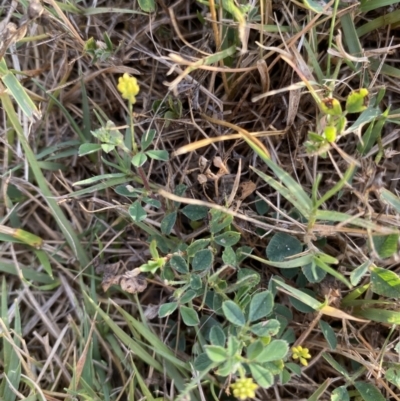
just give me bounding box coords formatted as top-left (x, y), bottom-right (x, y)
top-left (117, 73), bottom-right (140, 104)
top-left (292, 345), bottom-right (311, 366)
top-left (230, 377), bottom-right (259, 400)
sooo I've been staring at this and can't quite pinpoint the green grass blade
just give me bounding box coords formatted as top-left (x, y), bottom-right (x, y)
top-left (314, 257), bottom-right (352, 289)
top-left (0, 60), bottom-right (40, 121)
top-left (113, 301), bottom-right (190, 371)
top-left (370, 60), bottom-right (400, 78)
top-left (314, 164), bottom-right (355, 209)
top-left (85, 295), bottom-right (163, 371)
top-left (251, 166), bottom-right (312, 216)
top-left (340, 13), bottom-right (363, 56)
top-left (379, 188), bottom-right (400, 213)
top-left (0, 91), bottom-right (90, 267)
top-left (360, 0), bottom-right (400, 12)
top-left (0, 289), bottom-right (22, 401)
top-left (354, 308), bottom-right (400, 324)
top-left (32, 79), bottom-right (86, 142)
top-left (315, 210), bottom-right (395, 233)
top-left (357, 9), bottom-right (400, 36)
top-left (247, 253), bottom-right (315, 268)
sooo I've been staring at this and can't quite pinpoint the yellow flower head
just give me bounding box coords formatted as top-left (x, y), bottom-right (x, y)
top-left (230, 377), bottom-right (259, 400)
top-left (117, 73), bottom-right (140, 104)
top-left (292, 345), bottom-right (312, 366)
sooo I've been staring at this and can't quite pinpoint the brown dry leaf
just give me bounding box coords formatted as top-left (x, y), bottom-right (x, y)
top-left (0, 23), bottom-right (27, 60)
top-left (119, 270), bottom-right (147, 294)
top-left (237, 181), bottom-right (256, 200)
top-left (197, 173), bottom-right (208, 185)
top-left (96, 262), bottom-right (147, 294)
top-left (0, 0), bottom-right (44, 60)
top-left (198, 156), bottom-right (209, 173)
top-left (96, 261), bottom-right (121, 291)
top-left (213, 156), bottom-right (230, 177)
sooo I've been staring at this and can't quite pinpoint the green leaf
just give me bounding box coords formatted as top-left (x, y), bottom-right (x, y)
top-left (101, 143), bottom-right (115, 153)
top-left (209, 326), bottom-right (226, 347)
top-left (372, 234), bottom-right (399, 259)
top-left (142, 197), bottom-right (161, 209)
top-left (226, 335), bottom-right (241, 357)
top-left (190, 274), bottom-right (202, 290)
top-left (193, 353), bottom-right (214, 371)
top-left (137, 0), bottom-right (155, 12)
top-left (213, 292), bottom-right (224, 315)
top-left (222, 246), bottom-right (237, 266)
top-left (205, 345), bottom-right (228, 363)
top-left (214, 231), bottom-right (241, 247)
top-left (180, 306), bottom-right (199, 326)
top-left (285, 362), bottom-right (301, 376)
top-left (149, 239), bottom-right (159, 259)
top-left (255, 196), bottom-right (269, 215)
top-left (222, 300), bottom-right (245, 326)
top-left (247, 340), bottom-right (264, 360)
top-left (301, 0), bottom-right (325, 13)
top-left (354, 382), bottom-right (386, 401)
top-left (216, 360), bottom-right (236, 377)
top-left (385, 367), bottom-right (400, 389)
top-left (114, 184), bottom-right (141, 197)
top-left (131, 152), bottom-right (148, 167)
top-left (236, 268), bottom-right (260, 289)
top-left (181, 205), bottom-right (208, 221)
top-left (350, 260), bottom-right (371, 286)
top-left (129, 201), bottom-right (147, 222)
top-left (186, 239), bottom-right (210, 257)
top-left (141, 129), bottom-right (156, 151)
top-left (370, 266), bottom-right (400, 298)
top-left (159, 302), bottom-right (178, 317)
top-left (209, 209), bottom-right (233, 234)
top-left (78, 143), bottom-right (102, 156)
top-left (249, 291), bottom-right (274, 322)
top-left (170, 255), bottom-right (189, 274)
top-left (249, 364), bottom-right (274, 388)
top-left (146, 149), bottom-right (169, 161)
top-left (180, 289), bottom-right (197, 304)
top-left (331, 386), bottom-right (350, 401)
top-left (192, 249), bottom-right (213, 271)
top-left (236, 246), bottom-right (253, 263)
top-left (302, 261), bottom-right (327, 283)
top-left (321, 98), bottom-right (342, 116)
top-left (319, 320), bottom-right (337, 350)
top-left (250, 319), bottom-right (280, 337)
top-left (266, 232), bottom-right (303, 261)
top-left (345, 88), bottom-right (369, 113)
top-left (161, 211), bottom-right (177, 235)
top-left (255, 339), bottom-right (289, 363)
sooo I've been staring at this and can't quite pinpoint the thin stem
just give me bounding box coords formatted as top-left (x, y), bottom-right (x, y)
top-left (129, 101), bottom-right (137, 153)
top-left (326, 0), bottom-right (340, 78)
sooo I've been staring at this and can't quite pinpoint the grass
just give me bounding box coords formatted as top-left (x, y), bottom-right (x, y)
top-left (2, 0), bottom-right (400, 400)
